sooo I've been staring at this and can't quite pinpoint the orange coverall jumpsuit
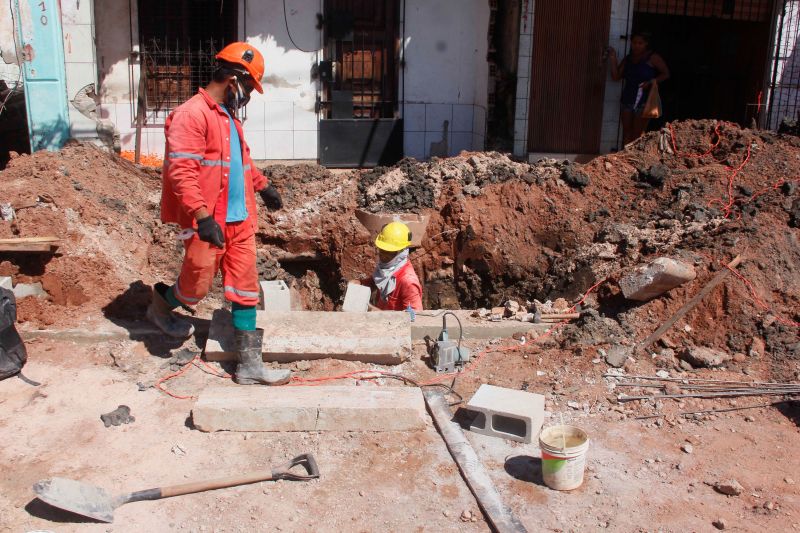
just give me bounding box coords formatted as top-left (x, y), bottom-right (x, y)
top-left (160, 88), bottom-right (267, 308)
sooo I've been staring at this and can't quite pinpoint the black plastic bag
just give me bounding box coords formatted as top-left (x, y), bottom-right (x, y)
top-left (0, 287), bottom-right (27, 380)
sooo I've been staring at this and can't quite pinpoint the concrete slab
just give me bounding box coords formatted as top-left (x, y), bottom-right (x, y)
top-left (0, 277), bottom-right (11, 290)
top-left (192, 385), bottom-right (428, 432)
top-left (411, 310), bottom-right (550, 340)
top-left (205, 309), bottom-right (412, 365)
top-left (260, 280), bottom-right (291, 312)
top-left (342, 283), bottom-right (372, 312)
top-left (465, 384), bottom-right (545, 443)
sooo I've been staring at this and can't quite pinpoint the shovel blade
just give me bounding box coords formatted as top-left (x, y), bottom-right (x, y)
top-left (33, 477), bottom-right (117, 523)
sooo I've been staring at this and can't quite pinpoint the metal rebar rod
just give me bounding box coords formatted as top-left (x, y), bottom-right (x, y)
top-left (633, 401), bottom-right (792, 420)
top-left (618, 390), bottom-right (799, 402)
top-left (605, 374), bottom-right (799, 387)
top-left (613, 382), bottom-right (800, 392)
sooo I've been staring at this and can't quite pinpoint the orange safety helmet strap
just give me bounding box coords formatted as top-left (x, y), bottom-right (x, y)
top-left (216, 43), bottom-right (265, 93)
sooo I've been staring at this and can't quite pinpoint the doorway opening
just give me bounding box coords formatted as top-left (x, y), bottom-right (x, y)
top-left (632, 0), bottom-right (774, 127)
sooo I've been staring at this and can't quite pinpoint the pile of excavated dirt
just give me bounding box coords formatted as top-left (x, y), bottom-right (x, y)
top-left (0, 142), bottom-right (183, 326)
top-left (258, 120), bottom-right (799, 379)
top-left (1, 120), bottom-right (797, 380)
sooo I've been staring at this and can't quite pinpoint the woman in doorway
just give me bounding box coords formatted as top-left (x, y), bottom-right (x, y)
top-left (608, 32), bottom-right (670, 145)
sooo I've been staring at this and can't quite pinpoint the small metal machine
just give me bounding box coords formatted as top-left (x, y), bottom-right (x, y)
top-left (425, 312), bottom-right (470, 373)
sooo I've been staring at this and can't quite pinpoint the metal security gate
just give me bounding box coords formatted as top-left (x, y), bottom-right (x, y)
top-left (765, 0), bottom-right (800, 128)
top-left (136, 0), bottom-right (237, 120)
top-left (527, 0), bottom-right (613, 154)
top-left (318, 0), bottom-right (402, 167)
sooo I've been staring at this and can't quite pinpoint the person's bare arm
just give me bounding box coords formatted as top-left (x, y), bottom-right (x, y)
top-left (643, 54), bottom-right (670, 88)
top-left (608, 48), bottom-right (625, 81)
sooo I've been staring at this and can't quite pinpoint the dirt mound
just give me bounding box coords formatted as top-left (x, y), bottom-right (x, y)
top-left (0, 142), bottom-right (181, 325)
top-left (1, 120), bottom-right (797, 379)
top-left (258, 120), bottom-right (799, 378)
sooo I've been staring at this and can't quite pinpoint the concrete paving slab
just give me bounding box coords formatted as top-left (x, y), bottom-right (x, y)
top-left (411, 310), bottom-right (550, 340)
top-left (192, 385), bottom-right (428, 432)
top-left (205, 309), bottom-right (412, 364)
top-left (342, 283), bottom-right (371, 312)
top-left (465, 384), bottom-right (545, 443)
top-left (260, 280), bottom-right (291, 312)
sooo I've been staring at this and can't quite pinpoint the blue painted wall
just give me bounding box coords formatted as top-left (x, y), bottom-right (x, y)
top-left (13, 0), bottom-right (70, 151)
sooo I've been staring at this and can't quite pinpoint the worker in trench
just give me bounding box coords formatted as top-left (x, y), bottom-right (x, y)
top-left (351, 222), bottom-right (424, 311)
top-left (146, 43), bottom-right (290, 386)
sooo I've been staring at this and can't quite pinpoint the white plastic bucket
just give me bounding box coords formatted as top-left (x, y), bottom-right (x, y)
top-left (539, 425), bottom-right (590, 491)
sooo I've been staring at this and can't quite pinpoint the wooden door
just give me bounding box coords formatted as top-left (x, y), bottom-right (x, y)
top-left (527, 0), bottom-right (613, 153)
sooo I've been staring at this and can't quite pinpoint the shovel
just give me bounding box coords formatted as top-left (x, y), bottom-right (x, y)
top-left (32, 453), bottom-right (319, 523)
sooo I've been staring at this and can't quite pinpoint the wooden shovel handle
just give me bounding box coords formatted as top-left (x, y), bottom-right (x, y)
top-left (159, 470), bottom-right (277, 498)
top-left (127, 454), bottom-right (319, 503)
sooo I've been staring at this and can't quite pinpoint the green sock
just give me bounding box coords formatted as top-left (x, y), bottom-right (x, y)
top-left (232, 302), bottom-right (257, 331)
top-left (161, 283), bottom-right (181, 310)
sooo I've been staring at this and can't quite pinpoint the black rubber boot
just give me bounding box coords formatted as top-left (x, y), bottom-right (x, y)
top-left (146, 283), bottom-right (194, 339)
top-left (234, 328), bottom-right (291, 385)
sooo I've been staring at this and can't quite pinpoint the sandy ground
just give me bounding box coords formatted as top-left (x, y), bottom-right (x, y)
top-left (1, 331), bottom-right (798, 533)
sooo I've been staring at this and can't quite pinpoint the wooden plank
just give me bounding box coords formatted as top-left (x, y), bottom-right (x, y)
top-left (423, 390), bottom-right (528, 533)
top-left (0, 237), bottom-right (61, 252)
top-left (638, 255), bottom-right (742, 353)
top-left (204, 309), bottom-right (412, 365)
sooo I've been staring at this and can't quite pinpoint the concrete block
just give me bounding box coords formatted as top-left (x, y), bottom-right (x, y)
top-left (466, 384), bottom-right (545, 443)
top-left (260, 280), bottom-right (291, 312)
top-left (342, 283), bottom-right (371, 312)
top-left (0, 277), bottom-right (11, 290)
top-left (619, 257), bottom-right (697, 301)
top-left (192, 385), bottom-right (428, 432)
top-left (205, 309), bottom-right (411, 365)
top-left (12, 282), bottom-right (46, 300)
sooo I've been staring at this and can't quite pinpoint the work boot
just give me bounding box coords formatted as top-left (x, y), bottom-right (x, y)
top-left (234, 328), bottom-right (291, 385)
top-left (146, 283), bottom-right (195, 339)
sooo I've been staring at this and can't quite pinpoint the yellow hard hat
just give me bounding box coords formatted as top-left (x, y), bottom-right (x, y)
top-left (375, 221), bottom-right (412, 252)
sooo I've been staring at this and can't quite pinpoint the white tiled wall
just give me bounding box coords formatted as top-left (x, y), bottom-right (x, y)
top-left (403, 102), bottom-right (487, 159)
top-left (600, 0), bottom-right (634, 153)
top-left (513, 0), bottom-right (535, 157)
top-left (62, 0), bottom-right (100, 142)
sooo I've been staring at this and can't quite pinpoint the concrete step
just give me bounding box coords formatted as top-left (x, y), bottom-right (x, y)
top-left (192, 385), bottom-right (428, 432)
top-left (204, 309), bottom-right (412, 365)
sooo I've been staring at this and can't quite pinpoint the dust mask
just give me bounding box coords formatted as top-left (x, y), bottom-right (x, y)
top-left (225, 76), bottom-right (251, 116)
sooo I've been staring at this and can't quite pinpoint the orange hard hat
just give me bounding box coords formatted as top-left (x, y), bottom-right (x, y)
top-left (216, 42), bottom-right (265, 93)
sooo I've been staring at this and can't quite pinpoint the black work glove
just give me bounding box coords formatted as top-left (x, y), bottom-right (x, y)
top-left (259, 184), bottom-right (283, 211)
top-left (196, 216), bottom-right (225, 249)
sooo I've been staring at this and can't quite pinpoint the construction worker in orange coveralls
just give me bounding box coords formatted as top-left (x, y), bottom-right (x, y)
top-left (354, 222), bottom-right (424, 311)
top-left (147, 43), bottom-right (291, 386)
